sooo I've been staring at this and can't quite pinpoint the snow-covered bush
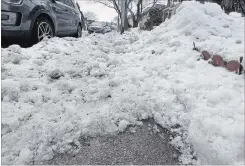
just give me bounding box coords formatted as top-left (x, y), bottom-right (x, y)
top-left (139, 4), bottom-right (167, 30)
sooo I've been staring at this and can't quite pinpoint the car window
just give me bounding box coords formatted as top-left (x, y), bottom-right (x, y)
top-left (91, 22), bottom-right (103, 27)
top-left (75, 2), bottom-right (81, 12)
top-left (66, 0), bottom-right (75, 8)
top-left (58, 0), bottom-right (75, 9)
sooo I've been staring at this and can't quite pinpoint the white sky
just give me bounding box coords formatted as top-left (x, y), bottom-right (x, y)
top-left (77, 0), bottom-right (118, 21)
top-left (76, 0), bottom-right (168, 22)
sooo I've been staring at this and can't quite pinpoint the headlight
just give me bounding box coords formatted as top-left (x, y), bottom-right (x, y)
top-left (3, 0), bottom-right (23, 5)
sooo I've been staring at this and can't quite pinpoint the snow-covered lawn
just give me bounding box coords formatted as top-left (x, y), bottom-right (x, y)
top-left (1, 1), bottom-right (244, 165)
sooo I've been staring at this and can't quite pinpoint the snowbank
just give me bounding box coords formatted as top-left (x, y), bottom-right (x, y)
top-left (1, 1), bottom-right (244, 165)
top-left (133, 1), bottom-right (244, 164)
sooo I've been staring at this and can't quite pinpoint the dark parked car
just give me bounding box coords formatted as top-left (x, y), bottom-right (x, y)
top-left (1, 0), bottom-right (82, 43)
top-left (88, 22), bottom-right (111, 34)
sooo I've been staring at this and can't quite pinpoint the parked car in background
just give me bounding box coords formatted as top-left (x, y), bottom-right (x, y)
top-left (103, 26), bottom-right (112, 33)
top-left (88, 21), bottom-right (112, 34)
top-left (1, 0), bottom-right (83, 43)
top-left (88, 22), bottom-right (103, 34)
top-left (86, 19), bottom-right (95, 27)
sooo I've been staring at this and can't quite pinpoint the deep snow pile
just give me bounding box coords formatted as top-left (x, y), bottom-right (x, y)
top-left (1, 1), bottom-right (244, 165)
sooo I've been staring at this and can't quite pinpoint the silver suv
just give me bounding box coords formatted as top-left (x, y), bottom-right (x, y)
top-left (1, 0), bottom-right (82, 43)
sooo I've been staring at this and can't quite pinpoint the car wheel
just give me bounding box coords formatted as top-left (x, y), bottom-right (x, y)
top-left (76, 24), bottom-right (82, 38)
top-left (32, 17), bottom-right (54, 43)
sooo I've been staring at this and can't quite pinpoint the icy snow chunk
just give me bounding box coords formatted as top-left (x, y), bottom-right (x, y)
top-left (16, 148), bottom-right (32, 164)
top-left (113, 40), bottom-right (127, 46)
top-left (192, 29), bottom-right (210, 41)
top-left (90, 68), bottom-right (107, 77)
top-left (57, 80), bottom-right (75, 94)
top-left (99, 63), bottom-right (107, 69)
top-left (203, 2), bottom-right (223, 17)
top-left (154, 112), bottom-right (163, 124)
top-left (169, 40), bottom-right (181, 47)
top-left (12, 53), bottom-right (22, 64)
top-left (100, 46), bottom-right (110, 53)
top-left (229, 12), bottom-right (242, 18)
top-left (91, 50), bottom-right (109, 60)
top-left (49, 47), bottom-right (61, 54)
top-left (2, 124), bottom-right (12, 135)
top-left (20, 80), bottom-right (30, 92)
top-left (235, 40), bottom-right (242, 44)
top-left (118, 120), bottom-right (129, 132)
top-left (107, 58), bottom-right (121, 67)
top-left (129, 35), bottom-right (139, 44)
top-left (33, 59), bottom-right (43, 66)
top-left (7, 44), bottom-right (21, 54)
top-left (48, 69), bottom-right (65, 80)
top-left (109, 77), bottom-right (121, 87)
top-left (99, 88), bottom-right (111, 99)
top-left (115, 46), bottom-right (126, 54)
top-left (83, 117), bottom-right (118, 136)
top-left (2, 79), bottom-right (20, 102)
top-left (19, 92), bottom-right (43, 104)
top-left (2, 51), bottom-right (23, 64)
top-left (96, 58), bottom-right (107, 63)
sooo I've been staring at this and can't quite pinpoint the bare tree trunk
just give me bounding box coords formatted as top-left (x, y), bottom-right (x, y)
top-left (120, 0), bottom-right (125, 34)
top-left (222, 0), bottom-right (234, 14)
top-left (240, 0), bottom-right (245, 15)
top-left (117, 14), bottom-right (120, 31)
top-left (140, 2), bottom-right (142, 13)
top-left (136, 0), bottom-right (142, 24)
top-left (120, 0), bottom-right (131, 34)
top-left (128, 8), bottom-right (138, 27)
top-left (124, 1), bottom-right (129, 31)
top-left (167, 0), bottom-right (171, 7)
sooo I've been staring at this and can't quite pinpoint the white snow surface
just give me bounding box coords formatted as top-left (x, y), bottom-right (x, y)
top-left (1, 2), bottom-right (244, 165)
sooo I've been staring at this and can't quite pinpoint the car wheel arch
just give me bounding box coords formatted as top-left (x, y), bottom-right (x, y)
top-left (78, 22), bottom-right (82, 29)
top-left (31, 12), bottom-right (56, 35)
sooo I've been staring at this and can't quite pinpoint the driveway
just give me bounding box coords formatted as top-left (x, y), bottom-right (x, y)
top-left (37, 119), bottom-right (180, 165)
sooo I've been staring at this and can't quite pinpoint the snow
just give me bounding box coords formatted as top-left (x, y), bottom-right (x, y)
top-left (1, 1), bottom-right (244, 165)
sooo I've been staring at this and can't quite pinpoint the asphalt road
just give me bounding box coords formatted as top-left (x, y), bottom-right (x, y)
top-left (37, 119), bottom-right (180, 165)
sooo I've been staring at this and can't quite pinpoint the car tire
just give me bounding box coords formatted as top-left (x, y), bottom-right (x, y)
top-left (32, 17), bottom-right (54, 43)
top-left (76, 24), bottom-right (82, 38)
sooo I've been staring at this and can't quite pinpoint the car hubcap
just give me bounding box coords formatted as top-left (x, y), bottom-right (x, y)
top-left (38, 22), bottom-right (53, 41)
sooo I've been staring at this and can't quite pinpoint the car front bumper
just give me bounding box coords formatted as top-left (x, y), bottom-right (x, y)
top-left (88, 27), bottom-right (104, 33)
top-left (1, 0), bottom-right (34, 38)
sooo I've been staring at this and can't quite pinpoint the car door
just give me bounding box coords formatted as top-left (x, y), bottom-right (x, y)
top-left (63, 0), bottom-right (79, 34)
top-left (51, 0), bottom-right (72, 35)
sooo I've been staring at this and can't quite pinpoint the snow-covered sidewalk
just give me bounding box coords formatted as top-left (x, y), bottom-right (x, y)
top-left (1, 1), bottom-right (244, 165)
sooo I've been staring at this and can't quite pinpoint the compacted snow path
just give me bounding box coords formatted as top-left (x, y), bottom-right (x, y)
top-left (1, 2), bottom-right (244, 165)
